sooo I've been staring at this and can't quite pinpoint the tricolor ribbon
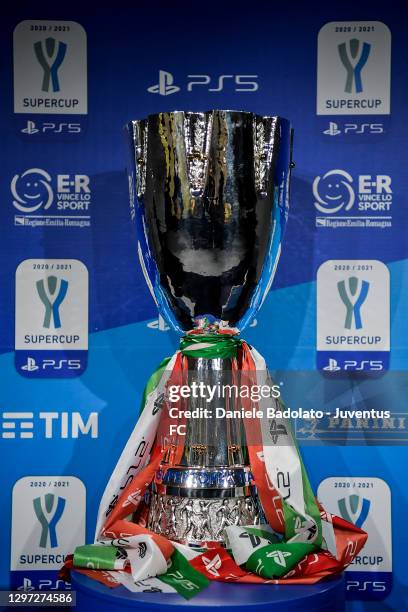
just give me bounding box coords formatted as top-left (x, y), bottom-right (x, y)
top-left (61, 333), bottom-right (367, 598)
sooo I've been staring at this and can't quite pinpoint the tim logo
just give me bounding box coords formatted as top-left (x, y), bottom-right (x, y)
top-left (338, 494), bottom-right (370, 528)
top-left (36, 276), bottom-right (69, 329)
top-left (34, 38), bottom-right (67, 93)
top-left (33, 494), bottom-right (66, 548)
top-left (337, 277), bottom-right (370, 330)
top-left (313, 169), bottom-right (354, 214)
top-left (338, 39), bottom-right (371, 94)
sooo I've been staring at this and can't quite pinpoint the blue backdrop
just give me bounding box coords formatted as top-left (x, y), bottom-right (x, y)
top-left (1, 1), bottom-right (407, 609)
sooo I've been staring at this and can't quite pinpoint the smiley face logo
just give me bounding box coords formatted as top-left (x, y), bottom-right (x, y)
top-left (313, 169), bottom-right (355, 214)
top-left (11, 168), bottom-right (53, 213)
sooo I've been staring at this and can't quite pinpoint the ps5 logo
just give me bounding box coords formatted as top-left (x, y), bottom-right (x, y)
top-left (322, 357), bottom-right (383, 372)
top-left (21, 120), bottom-right (81, 135)
top-left (323, 121), bottom-right (384, 136)
top-left (18, 577), bottom-right (70, 591)
top-left (344, 359), bottom-right (383, 371)
top-left (147, 70), bottom-right (259, 96)
top-left (346, 580), bottom-right (387, 593)
top-left (21, 356), bottom-right (81, 372)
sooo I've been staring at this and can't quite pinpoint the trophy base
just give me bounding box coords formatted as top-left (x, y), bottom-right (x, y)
top-left (147, 489), bottom-right (263, 546)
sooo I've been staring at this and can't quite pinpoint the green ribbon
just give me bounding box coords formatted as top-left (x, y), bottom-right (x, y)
top-left (244, 526), bottom-right (281, 544)
top-left (246, 542), bottom-right (316, 579)
top-left (73, 545), bottom-right (120, 570)
top-left (140, 356), bottom-right (171, 414)
top-left (180, 334), bottom-right (240, 359)
top-left (158, 549), bottom-right (209, 599)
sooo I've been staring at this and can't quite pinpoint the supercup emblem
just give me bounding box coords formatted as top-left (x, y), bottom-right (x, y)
top-left (34, 37), bottom-right (67, 93)
top-left (338, 39), bottom-right (371, 94)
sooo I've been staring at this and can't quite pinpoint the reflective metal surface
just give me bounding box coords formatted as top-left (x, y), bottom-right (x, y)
top-left (147, 491), bottom-right (262, 545)
top-left (126, 110), bottom-right (293, 545)
top-left (127, 110), bottom-right (292, 333)
top-left (177, 356), bottom-right (246, 468)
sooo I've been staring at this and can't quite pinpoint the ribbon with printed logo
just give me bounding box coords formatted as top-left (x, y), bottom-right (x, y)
top-left (61, 333), bottom-right (367, 597)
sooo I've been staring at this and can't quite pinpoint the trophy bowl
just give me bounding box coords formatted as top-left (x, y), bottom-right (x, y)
top-left (127, 110), bottom-right (292, 333)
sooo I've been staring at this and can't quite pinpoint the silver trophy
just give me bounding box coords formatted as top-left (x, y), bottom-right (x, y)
top-left (126, 110), bottom-right (293, 545)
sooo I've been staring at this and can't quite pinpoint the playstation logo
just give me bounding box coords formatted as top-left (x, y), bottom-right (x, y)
top-left (21, 357), bottom-right (39, 372)
top-left (323, 358), bottom-right (341, 372)
top-left (147, 315), bottom-right (170, 331)
top-left (147, 70), bottom-right (180, 96)
top-left (17, 578), bottom-right (35, 592)
top-left (21, 120), bottom-right (39, 135)
top-left (323, 122), bottom-right (341, 136)
top-left (269, 420), bottom-right (288, 444)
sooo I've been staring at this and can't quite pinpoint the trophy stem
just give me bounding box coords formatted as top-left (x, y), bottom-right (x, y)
top-left (180, 356), bottom-right (246, 468)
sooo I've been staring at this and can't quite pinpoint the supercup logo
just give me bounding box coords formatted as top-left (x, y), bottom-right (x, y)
top-left (338, 39), bottom-right (371, 94)
top-left (13, 21), bottom-right (87, 114)
top-left (13, 21), bottom-right (87, 138)
top-left (15, 259), bottom-right (89, 378)
top-left (337, 494), bottom-right (370, 529)
top-left (318, 478), bottom-right (392, 600)
top-left (337, 277), bottom-right (369, 330)
top-left (36, 276), bottom-right (69, 329)
top-left (34, 38), bottom-right (67, 93)
top-left (316, 259), bottom-right (390, 372)
top-left (33, 494), bottom-right (66, 548)
top-left (10, 476), bottom-right (86, 584)
top-left (317, 22), bottom-right (391, 116)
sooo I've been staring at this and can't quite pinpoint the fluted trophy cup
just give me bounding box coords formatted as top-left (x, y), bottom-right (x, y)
top-left (125, 110), bottom-right (293, 546)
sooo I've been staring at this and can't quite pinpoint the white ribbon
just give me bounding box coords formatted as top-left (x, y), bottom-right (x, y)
top-left (95, 354), bottom-right (177, 540)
